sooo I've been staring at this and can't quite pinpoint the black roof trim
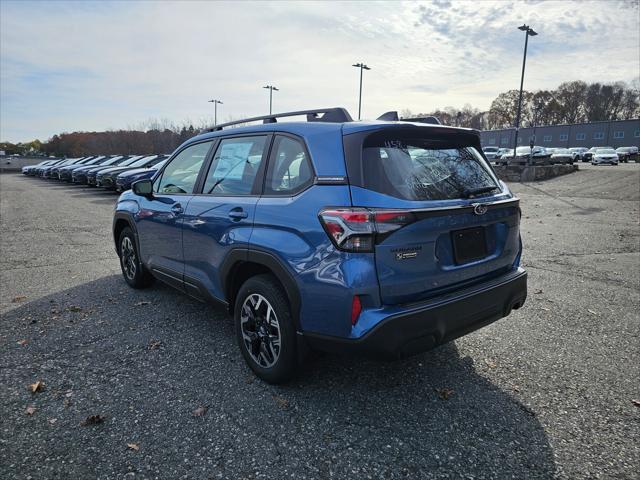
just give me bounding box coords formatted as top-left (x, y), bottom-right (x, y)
top-left (377, 111), bottom-right (399, 121)
top-left (402, 116), bottom-right (442, 125)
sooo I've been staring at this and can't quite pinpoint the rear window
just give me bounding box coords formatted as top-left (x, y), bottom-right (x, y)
top-left (361, 132), bottom-right (499, 201)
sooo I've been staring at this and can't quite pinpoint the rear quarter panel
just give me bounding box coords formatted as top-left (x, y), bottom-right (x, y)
top-left (252, 185), bottom-right (379, 337)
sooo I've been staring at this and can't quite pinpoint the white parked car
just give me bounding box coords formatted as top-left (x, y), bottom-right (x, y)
top-left (494, 149), bottom-right (515, 165)
top-left (482, 146), bottom-right (500, 160)
top-left (591, 148), bottom-right (619, 165)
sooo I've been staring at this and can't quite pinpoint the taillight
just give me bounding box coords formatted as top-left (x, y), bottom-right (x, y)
top-left (318, 208), bottom-right (416, 252)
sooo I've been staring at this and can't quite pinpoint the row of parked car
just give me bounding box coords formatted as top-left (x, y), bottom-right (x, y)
top-left (482, 145), bottom-right (639, 166)
top-left (21, 154), bottom-right (169, 190)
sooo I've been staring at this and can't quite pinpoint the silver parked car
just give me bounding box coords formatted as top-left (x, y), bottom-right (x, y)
top-left (550, 148), bottom-right (576, 165)
top-left (569, 147), bottom-right (589, 162)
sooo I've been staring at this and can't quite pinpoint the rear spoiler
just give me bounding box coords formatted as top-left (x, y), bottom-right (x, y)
top-left (377, 111), bottom-right (442, 125)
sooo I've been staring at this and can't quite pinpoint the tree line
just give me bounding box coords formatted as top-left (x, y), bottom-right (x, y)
top-left (403, 80), bottom-right (639, 131)
top-left (2, 80), bottom-right (638, 157)
top-left (1, 119), bottom-right (205, 157)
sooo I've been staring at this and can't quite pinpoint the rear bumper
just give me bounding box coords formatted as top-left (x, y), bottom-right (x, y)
top-left (303, 268), bottom-right (527, 358)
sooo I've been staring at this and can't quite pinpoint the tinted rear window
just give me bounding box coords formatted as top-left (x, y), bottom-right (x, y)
top-left (360, 132), bottom-right (499, 201)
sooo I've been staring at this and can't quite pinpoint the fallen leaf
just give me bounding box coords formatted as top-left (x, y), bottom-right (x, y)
top-left (127, 443), bottom-right (140, 451)
top-left (192, 406), bottom-right (208, 417)
top-left (587, 309), bottom-right (598, 315)
top-left (632, 399), bottom-right (640, 407)
top-left (148, 340), bottom-right (161, 350)
top-left (11, 296), bottom-right (27, 303)
top-left (484, 358), bottom-right (497, 369)
top-left (29, 381), bottom-right (44, 393)
top-left (67, 306), bottom-right (82, 312)
top-left (17, 339), bottom-right (29, 346)
top-left (48, 418), bottom-right (57, 425)
top-left (80, 414), bottom-right (106, 426)
top-left (273, 395), bottom-right (289, 409)
top-left (135, 301), bottom-right (151, 307)
top-left (512, 385), bottom-right (521, 393)
top-left (63, 398), bottom-right (72, 408)
top-left (534, 289), bottom-right (543, 294)
top-left (25, 406), bottom-right (36, 415)
top-left (436, 388), bottom-right (454, 400)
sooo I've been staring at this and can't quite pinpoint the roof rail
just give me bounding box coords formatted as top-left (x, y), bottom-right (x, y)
top-left (206, 107), bottom-right (353, 132)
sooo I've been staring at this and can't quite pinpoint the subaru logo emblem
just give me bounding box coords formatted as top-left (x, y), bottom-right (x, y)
top-left (473, 203), bottom-right (488, 215)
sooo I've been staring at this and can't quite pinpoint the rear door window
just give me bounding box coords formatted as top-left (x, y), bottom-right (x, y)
top-left (203, 136), bottom-right (268, 195)
top-left (361, 132), bottom-right (499, 201)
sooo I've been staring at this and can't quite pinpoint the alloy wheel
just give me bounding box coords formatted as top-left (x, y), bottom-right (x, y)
top-left (240, 294), bottom-right (281, 368)
top-left (120, 236), bottom-right (137, 280)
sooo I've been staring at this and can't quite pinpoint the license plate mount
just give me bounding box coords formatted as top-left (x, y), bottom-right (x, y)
top-left (452, 227), bottom-right (488, 264)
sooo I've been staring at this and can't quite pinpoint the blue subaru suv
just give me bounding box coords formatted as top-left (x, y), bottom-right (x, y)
top-left (113, 108), bottom-right (527, 383)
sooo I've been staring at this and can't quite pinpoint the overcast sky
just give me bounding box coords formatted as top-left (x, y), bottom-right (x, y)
top-left (1, 0), bottom-right (638, 142)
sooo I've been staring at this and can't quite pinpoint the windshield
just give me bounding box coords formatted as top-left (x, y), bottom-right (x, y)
top-left (97, 157), bottom-right (122, 166)
top-left (84, 157), bottom-right (105, 165)
top-left (554, 149), bottom-right (569, 154)
top-left (361, 135), bottom-right (499, 201)
top-left (117, 156), bottom-right (144, 167)
top-left (126, 156), bottom-right (155, 168)
top-left (152, 159), bottom-right (167, 169)
top-left (596, 149), bottom-right (616, 154)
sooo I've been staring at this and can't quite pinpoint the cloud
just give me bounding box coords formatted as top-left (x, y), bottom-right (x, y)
top-left (1, 0), bottom-right (638, 142)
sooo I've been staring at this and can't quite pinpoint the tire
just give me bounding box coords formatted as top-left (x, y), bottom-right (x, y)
top-left (234, 274), bottom-right (298, 384)
top-left (118, 227), bottom-right (154, 289)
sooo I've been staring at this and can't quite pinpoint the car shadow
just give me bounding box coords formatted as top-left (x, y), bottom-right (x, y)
top-left (2, 275), bottom-right (556, 478)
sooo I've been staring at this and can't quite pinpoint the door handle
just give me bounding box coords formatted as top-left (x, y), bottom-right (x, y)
top-left (171, 203), bottom-right (183, 214)
top-left (228, 208), bottom-right (248, 220)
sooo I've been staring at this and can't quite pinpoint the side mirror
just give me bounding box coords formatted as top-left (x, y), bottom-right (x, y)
top-left (132, 179), bottom-right (153, 197)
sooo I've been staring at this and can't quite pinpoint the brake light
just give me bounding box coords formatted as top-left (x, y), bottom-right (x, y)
top-left (318, 208), bottom-right (416, 252)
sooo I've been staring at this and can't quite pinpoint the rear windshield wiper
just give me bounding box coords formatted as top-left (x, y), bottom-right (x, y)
top-left (462, 186), bottom-right (499, 198)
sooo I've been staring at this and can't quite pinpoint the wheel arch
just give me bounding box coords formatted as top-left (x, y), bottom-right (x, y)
top-left (112, 212), bottom-right (138, 254)
top-left (221, 249), bottom-right (302, 330)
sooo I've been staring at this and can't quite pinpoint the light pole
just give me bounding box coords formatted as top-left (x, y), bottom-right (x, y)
top-left (263, 85), bottom-right (279, 115)
top-left (352, 63), bottom-right (371, 120)
top-left (208, 99), bottom-right (223, 126)
top-left (513, 24), bottom-right (537, 161)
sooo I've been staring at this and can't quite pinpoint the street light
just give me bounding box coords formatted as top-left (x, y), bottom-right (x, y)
top-left (208, 99), bottom-right (223, 126)
top-left (352, 63), bottom-right (371, 120)
top-left (513, 24), bottom-right (538, 163)
top-left (263, 85), bottom-right (279, 115)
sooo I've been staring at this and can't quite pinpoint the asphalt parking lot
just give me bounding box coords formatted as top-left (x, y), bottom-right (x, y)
top-left (1, 164), bottom-right (639, 479)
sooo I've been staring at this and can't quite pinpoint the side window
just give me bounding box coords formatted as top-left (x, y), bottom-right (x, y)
top-left (155, 141), bottom-right (212, 194)
top-left (265, 136), bottom-right (313, 195)
top-left (203, 136), bottom-right (267, 195)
